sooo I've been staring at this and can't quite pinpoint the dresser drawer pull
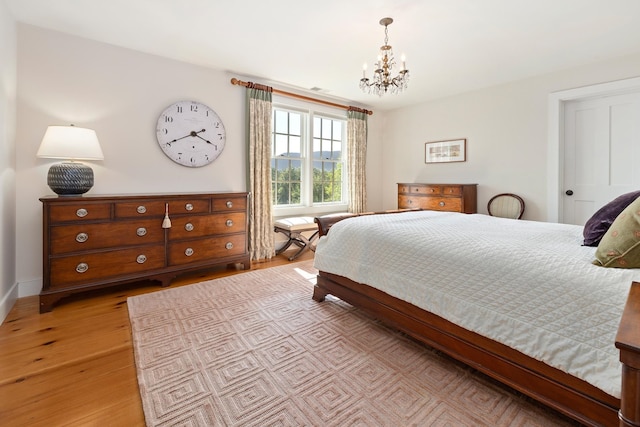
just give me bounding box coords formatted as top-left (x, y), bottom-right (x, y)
top-left (136, 227), bottom-right (147, 237)
top-left (225, 242), bottom-right (234, 250)
top-left (76, 208), bottom-right (88, 218)
top-left (75, 232), bottom-right (88, 243)
top-left (76, 262), bottom-right (89, 273)
top-left (225, 219), bottom-right (234, 227)
top-left (185, 247), bottom-right (194, 256)
top-left (185, 203), bottom-right (193, 211)
top-left (226, 201), bottom-right (233, 208)
top-left (439, 201), bottom-right (446, 207)
top-left (185, 223), bottom-right (194, 232)
top-left (137, 205), bottom-right (147, 214)
top-left (136, 254), bottom-right (147, 264)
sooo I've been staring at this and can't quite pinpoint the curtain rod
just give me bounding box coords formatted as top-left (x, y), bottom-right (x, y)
top-left (230, 78), bottom-right (373, 116)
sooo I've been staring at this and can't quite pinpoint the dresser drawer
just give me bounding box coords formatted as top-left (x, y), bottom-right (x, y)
top-left (49, 219), bottom-right (164, 254)
top-left (49, 245), bottom-right (165, 289)
top-left (213, 196), bottom-right (247, 211)
top-left (168, 234), bottom-right (247, 266)
top-left (442, 186), bottom-right (462, 196)
top-left (168, 212), bottom-right (247, 240)
top-left (410, 185), bottom-right (441, 195)
top-left (114, 198), bottom-right (210, 218)
top-left (48, 203), bottom-right (111, 223)
top-left (423, 197), bottom-right (462, 212)
top-left (398, 195), bottom-right (422, 209)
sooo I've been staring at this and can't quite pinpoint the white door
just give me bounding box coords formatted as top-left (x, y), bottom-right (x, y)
top-left (562, 92), bottom-right (640, 225)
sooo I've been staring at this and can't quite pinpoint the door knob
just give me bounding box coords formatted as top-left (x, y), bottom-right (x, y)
top-left (565, 190), bottom-right (574, 196)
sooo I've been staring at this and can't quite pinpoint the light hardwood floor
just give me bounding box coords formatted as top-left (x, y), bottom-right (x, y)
top-left (0, 250), bottom-right (313, 426)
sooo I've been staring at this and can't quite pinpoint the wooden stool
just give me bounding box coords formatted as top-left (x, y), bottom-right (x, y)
top-left (274, 217), bottom-right (319, 261)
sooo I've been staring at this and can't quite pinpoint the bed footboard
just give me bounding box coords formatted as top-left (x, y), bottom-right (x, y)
top-left (313, 270), bottom-right (628, 427)
top-left (616, 282), bottom-right (640, 427)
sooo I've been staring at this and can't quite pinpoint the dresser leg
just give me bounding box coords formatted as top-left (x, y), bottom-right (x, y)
top-left (39, 293), bottom-right (65, 313)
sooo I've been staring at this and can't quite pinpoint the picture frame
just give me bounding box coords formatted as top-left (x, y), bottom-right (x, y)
top-left (425, 139), bottom-right (466, 163)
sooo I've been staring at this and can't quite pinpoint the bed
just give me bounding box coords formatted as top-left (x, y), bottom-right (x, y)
top-left (312, 210), bottom-right (640, 427)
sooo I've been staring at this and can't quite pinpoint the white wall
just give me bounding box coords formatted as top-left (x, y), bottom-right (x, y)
top-left (13, 24), bottom-right (382, 299)
top-left (383, 53), bottom-right (640, 221)
top-left (0, 1), bottom-right (17, 322)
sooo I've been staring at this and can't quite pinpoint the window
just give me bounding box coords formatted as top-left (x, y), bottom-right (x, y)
top-left (271, 102), bottom-right (347, 216)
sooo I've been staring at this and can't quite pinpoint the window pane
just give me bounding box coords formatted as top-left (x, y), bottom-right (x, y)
top-left (289, 113), bottom-right (301, 136)
top-left (274, 134), bottom-right (288, 156)
top-left (290, 182), bottom-right (301, 204)
top-left (321, 118), bottom-right (332, 139)
top-left (274, 110), bottom-right (288, 134)
top-left (332, 140), bottom-right (342, 160)
top-left (333, 121), bottom-right (342, 140)
top-left (289, 136), bottom-right (301, 155)
top-left (312, 138), bottom-right (322, 159)
top-left (313, 117), bottom-right (321, 138)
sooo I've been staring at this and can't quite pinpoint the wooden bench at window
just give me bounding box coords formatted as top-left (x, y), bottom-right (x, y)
top-left (274, 217), bottom-right (319, 261)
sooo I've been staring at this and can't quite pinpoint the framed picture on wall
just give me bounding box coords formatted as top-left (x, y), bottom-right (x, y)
top-left (425, 139), bottom-right (466, 163)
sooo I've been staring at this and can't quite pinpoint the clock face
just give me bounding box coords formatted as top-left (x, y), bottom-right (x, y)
top-left (156, 100), bottom-right (226, 167)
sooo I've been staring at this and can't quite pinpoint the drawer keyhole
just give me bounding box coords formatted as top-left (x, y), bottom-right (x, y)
top-left (76, 233), bottom-right (88, 243)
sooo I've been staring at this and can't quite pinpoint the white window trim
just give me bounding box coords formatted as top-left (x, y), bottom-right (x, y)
top-left (272, 96), bottom-right (349, 217)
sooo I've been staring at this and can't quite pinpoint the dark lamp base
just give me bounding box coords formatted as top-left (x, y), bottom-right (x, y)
top-left (47, 161), bottom-right (95, 196)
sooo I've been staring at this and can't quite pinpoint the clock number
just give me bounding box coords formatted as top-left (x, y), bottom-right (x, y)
top-left (164, 116), bottom-right (173, 123)
top-left (176, 105), bottom-right (183, 113)
top-left (190, 105), bottom-right (198, 112)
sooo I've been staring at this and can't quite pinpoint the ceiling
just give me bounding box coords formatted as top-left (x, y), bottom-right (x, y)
top-left (6, 0), bottom-right (640, 111)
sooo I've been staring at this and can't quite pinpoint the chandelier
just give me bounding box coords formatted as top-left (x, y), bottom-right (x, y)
top-left (359, 17), bottom-right (409, 96)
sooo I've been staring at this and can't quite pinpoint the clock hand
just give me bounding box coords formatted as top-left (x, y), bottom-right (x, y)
top-left (169, 129), bottom-right (206, 143)
top-left (195, 134), bottom-right (213, 144)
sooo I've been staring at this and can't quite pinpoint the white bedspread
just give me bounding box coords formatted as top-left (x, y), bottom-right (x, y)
top-left (313, 210), bottom-right (640, 398)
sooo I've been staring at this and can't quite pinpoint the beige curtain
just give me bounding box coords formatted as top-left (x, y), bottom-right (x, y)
top-left (347, 108), bottom-right (368, 213)
top-left (246, 83), bottom-right (275, 260)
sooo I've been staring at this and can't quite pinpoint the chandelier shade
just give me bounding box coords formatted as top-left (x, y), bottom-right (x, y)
top-left (360, 17), bottom-right (409, 96)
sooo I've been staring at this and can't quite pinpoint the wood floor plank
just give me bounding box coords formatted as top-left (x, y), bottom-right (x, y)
top-left (0, 251), bottom-right (308, 426)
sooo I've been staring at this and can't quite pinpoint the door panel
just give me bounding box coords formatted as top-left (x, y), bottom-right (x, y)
top-left (562, 93), bottom-right (640, 225)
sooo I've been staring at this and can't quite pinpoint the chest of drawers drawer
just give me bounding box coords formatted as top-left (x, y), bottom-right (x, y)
top-left (168, 233), bottom-right (247, 266)
top-left (49, 203), bottom-right (111, 223)
top-left (49, 219), bottom-right (164, 254)
top-left (168, 212), bottom-right (246, 240)
top-left (49, 245), bottom-right (166, 289)
top-left (114, 198), bottom-right (210, 218)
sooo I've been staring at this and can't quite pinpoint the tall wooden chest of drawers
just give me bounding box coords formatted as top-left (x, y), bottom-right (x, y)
top-left (40, 192), bottom-right (250, 312)
top-left (397, 183), bottom-right (477, 213)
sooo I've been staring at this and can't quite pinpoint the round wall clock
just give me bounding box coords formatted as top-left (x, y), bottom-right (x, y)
top-left (155, 100), bottom-right (226, 167)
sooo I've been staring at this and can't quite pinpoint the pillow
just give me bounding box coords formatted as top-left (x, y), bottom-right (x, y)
top-left (593, 196), bottom-right (640, 268)
top-left (583, 190), bottom-right (640, 246)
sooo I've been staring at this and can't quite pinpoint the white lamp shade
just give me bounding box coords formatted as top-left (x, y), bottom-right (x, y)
top-left (37, 125), bottom-right (104, 160)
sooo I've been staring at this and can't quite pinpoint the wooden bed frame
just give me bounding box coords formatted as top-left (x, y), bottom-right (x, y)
top-left (313, 213), bottom-right (640, 427)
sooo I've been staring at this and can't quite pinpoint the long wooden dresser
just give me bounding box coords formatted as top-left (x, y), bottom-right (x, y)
top-left (398, 183), bottom-right (477, 213)
top-left (40, 192), bottom-right (250, 312)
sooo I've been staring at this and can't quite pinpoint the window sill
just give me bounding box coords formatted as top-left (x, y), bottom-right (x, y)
top-left (273, 204), bottom-right (348, 219)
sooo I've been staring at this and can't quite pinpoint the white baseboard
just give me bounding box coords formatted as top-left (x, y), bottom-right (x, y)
top-left (0, 281), bottom-right (19, 324)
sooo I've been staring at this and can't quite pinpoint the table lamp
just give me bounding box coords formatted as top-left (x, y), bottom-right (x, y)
top-left (37, 125), bottom-right (104, 196)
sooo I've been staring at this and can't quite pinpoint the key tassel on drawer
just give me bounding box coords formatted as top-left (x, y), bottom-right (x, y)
top-left (162, 203), bottom-right (172, 228)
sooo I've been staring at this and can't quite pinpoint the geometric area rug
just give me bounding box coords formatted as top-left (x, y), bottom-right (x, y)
top-left (127, 260), bottom-right (579, 426)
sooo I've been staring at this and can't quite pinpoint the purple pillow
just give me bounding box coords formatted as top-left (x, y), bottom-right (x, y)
top-left (583, 191), bottom-right (640, 246)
